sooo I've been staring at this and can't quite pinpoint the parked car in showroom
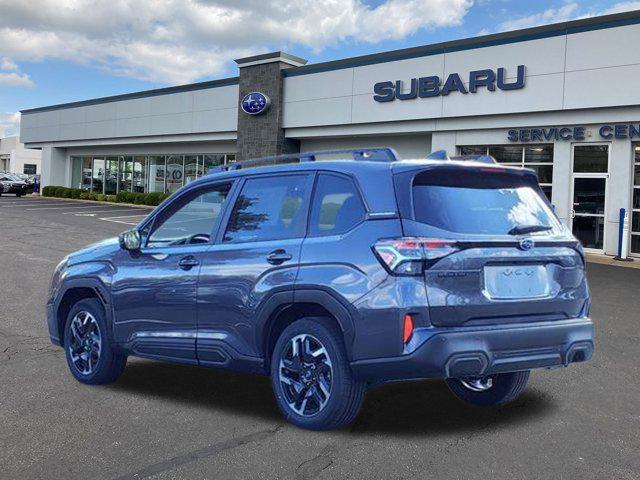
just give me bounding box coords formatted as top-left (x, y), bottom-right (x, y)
top-left (46, 148), bottom-right (594, 430)
top-left (0, 173), bottom-right (28, 196)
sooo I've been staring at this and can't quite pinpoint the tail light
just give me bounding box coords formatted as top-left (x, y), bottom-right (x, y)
top-left (373, 237), bottom-right (458, 275)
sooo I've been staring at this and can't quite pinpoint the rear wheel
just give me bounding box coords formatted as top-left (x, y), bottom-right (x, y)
top-left (446, 371), bottom-right (530, 406)
top-left (270, 317), bottom-right (366, 430)
top-left (63, 298), bottom-right (126, 385)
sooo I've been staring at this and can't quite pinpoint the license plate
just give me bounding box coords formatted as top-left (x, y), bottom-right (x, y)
top-left (483, 264), bottom-right (551, 300)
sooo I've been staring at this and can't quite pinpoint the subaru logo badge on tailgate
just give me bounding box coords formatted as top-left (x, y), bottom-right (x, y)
top-left (519, 238), bottom-right (534, 250)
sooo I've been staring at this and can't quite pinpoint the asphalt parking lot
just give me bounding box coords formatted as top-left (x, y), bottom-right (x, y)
top-left (1, 195), bottom-right (639, 480)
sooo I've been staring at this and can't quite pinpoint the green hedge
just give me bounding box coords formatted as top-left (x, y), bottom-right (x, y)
top-left (42, 186), bottom-right (171, 206)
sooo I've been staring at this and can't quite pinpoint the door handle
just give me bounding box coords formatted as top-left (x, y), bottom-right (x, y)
top-left (266, 249), bottom-right (292, 265)
top-left (178, 256), bottom-right (200, 270)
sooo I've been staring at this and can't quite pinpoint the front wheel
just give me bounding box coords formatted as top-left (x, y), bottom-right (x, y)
top-left (63, 298), bottom-right (127, 385)
top-left (446, 371), bottom-right (530, 406)
top-left (270, 317), bottom-right (366, 430)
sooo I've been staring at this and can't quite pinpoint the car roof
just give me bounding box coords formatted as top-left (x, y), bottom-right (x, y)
top-left (176, 156), bottom-right (534, 213)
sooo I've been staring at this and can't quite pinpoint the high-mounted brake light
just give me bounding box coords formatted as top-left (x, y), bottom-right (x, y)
top-left (373, 237), bottom-right (458, 275)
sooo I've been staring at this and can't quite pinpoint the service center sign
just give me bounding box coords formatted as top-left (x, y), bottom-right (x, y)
top-left (373, 65), bottom-right (526, 102)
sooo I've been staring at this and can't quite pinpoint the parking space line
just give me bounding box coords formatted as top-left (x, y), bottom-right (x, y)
top-left (25, 204), bottom-right (108, 211)
top-left (63, 208), bottom-right (149, 215)
top-left (98, 213), bottom-right (149, 226)
top-left (99, 214), bottom-right (149, 219)
top-left (98, 218), bottom-right (140, 226)
top-left (0, 202), bottom-right (67, 207)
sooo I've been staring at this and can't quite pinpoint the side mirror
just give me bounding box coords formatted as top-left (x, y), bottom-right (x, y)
top-left (119, 229), bottom-right (141, 251)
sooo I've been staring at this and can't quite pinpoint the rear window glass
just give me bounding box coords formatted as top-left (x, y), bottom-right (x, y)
top-left (412, 171), bottom-right (559, 235)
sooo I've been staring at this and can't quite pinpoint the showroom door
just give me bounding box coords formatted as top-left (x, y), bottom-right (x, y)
top-left (570, 144), bottom-right (610, 253)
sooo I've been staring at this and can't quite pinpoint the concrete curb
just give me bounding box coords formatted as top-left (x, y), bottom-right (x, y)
top-left (586, 253), bottom-right (640, 269)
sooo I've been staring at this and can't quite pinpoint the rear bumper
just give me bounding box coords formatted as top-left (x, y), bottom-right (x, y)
top-left (351, 318), bottom-right (594, 381)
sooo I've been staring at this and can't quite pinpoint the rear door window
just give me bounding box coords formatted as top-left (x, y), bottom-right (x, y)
top-left (412, 170), bottom-right (561, 235)
top-left (223, 175), bottom-right (310, 243)
top-left (309, 174), bottom-right (366, 236)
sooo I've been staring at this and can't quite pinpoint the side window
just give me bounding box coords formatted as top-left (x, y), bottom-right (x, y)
top-left (224, 175), bottom-right (309, 243)
top-left (309, 174), bottom-right (366, 236)
top-left (147, 183), bottom-right (231, 248)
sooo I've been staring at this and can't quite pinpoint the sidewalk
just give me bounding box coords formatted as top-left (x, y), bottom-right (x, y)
top-left (586, 253), bottom-right (640, 269)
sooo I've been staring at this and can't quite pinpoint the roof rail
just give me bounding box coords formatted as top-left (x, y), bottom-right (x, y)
top-left (426, 150), bottom-right (497, 165)
top-left (208, 147), bottom-right (400, 173)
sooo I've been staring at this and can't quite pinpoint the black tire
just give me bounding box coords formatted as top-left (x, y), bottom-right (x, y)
top-left (270, 317), bottom-right (366, 430)
top-left (446, 371), bottom-right (530, 406)
top-left (63, 298), bottom-right (127, 385)
top-left (16, 193), bottom-right (22, 197)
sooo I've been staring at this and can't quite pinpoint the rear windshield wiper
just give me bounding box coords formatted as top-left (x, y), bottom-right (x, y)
top-left (508, 224), bottom-right (553, 235)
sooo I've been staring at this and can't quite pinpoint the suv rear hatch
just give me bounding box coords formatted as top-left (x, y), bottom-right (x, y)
top-left (392, 162), bottom-right (589, 327)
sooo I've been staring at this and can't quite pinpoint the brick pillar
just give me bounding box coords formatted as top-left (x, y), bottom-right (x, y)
top-left (235, 52), bottom-right (307, 161)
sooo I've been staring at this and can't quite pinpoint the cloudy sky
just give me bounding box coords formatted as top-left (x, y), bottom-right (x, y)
top-left (1, 0), bottom-right (639, 136)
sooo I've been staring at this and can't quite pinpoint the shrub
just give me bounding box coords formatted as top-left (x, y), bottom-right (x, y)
top-left (116, 191), bottom-right (131, 203)
top-left (42, 186), bottom-right (172, 206)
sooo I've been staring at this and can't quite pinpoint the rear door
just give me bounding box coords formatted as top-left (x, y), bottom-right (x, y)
top-left (196, 173), bottom-right (314, 365)
top-left (396, 165), bottom-right (589, 327)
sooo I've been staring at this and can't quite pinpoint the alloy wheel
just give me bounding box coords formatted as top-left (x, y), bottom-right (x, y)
top-left (68, 311), bottom-right (102, 375)
top-left (278, 334), bottom-right (333, 416)
top-left (460, 376), bottom-right (494, 392)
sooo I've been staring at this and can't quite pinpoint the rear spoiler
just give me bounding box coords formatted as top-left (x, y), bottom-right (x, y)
top-left (426, 150), bottom-right (497, 165)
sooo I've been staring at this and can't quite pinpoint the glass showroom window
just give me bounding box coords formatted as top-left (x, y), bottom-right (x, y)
top-left (132, 156), bottom-right (146, 193)
top-left (166, 155), bottom-right (184, 194)
top-left (148, 156), bottom-right (166, 193)
top-left (70, 153), bottom-right (235, 194)
top-left (459, 144), bottom-right (554, 202)
top-left (104, 156), bottom-right (119, 195)
top-left (631, 145), bottom-right (640, 255)
top-left (202, 154), bottom-right (225, 175)
top-left (119, 156), bottom-right (133, 192)
top-left (184, 155), bottom-right (198, 185)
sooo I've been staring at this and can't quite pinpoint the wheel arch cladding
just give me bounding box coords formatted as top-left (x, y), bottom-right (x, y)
top-left (263, 299), bottom-right (354, 370)
top-left (56, 285), bottom-right (108, 347)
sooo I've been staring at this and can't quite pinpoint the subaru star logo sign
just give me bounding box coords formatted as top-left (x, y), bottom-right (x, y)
top-left (241, 92), bottom-right (270, 115)
top-left (519, 238), bottom-right (535, 251)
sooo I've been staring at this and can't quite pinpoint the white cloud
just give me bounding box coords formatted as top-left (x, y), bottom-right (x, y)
top-left (0, 71), bottom-right (34, 87)
top-left (0, 0), bottom-right (474, 85)
top-left (0, 57), bottom-right (18, 71)
top-left (493, 1), bottom-right (640, 33)
top-left (498, 2), bottom-right (580, 31)
top-left (600, 1), bottom-right (640, 14)
top-left (0, 54), bottom-right (33, 87)
top-left (0, 112), bottom-right (21, 137)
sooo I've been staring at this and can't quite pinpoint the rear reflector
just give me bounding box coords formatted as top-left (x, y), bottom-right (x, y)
top-left (403, 314), bottom-right (414, 344)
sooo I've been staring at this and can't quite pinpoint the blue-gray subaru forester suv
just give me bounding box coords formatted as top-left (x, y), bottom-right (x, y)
top-left (47, 148), bottom-right (594, 430)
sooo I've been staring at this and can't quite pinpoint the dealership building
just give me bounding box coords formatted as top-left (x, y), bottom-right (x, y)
top-left (19, 10), bottom-right (640, 257)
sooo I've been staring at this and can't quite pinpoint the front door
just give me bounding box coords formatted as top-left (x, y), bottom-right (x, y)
top-left (111, 182), bottom-right (233, 363)
top-left (570, 144), bottom-right (609, 253)
top-left (197, 173), bottom-right (313, 367)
